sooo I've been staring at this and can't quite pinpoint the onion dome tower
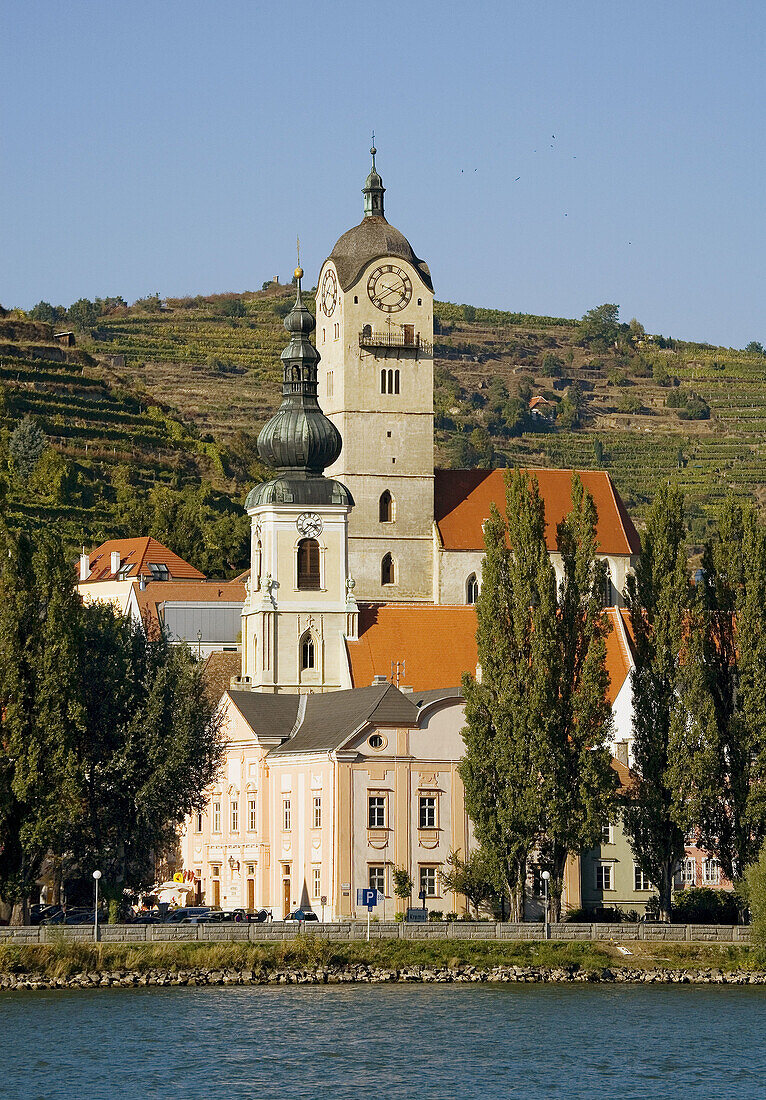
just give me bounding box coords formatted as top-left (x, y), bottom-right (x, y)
top-left (246, 269), bottom-right (353, 508)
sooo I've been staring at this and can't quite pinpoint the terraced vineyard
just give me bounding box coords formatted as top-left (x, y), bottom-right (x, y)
top-left (13, 284), bottom-right (766, 550)
top-left (0, 320), bottom-right (249, 568)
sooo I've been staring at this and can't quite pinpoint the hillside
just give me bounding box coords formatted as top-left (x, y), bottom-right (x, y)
top-left (0, 318), bottom-right (252, 573)
top-left (12, 287), bottom-right (766, 550)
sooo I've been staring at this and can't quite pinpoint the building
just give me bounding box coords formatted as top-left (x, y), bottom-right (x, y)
top-left (78, 536), bottom-right (245, 657)
top-left (181, 152), bottom-right (648, 917)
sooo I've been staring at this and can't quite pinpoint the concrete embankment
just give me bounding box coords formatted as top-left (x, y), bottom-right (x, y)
top-left (4, 964), bottom-right (766, 991)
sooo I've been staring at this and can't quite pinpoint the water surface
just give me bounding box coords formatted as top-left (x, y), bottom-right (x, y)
top-left (4, 983), bottom-right (765, 1099)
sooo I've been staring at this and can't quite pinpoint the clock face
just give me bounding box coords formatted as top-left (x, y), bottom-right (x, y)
top-left (296, 512), bottom-right (323, 538)
top-left (320, 270), bottom-right (337, 317)
top-left (367, 264), bottom-right (413, 313)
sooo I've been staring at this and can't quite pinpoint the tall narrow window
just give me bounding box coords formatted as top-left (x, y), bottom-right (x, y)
top-left (248, 797), bottom-right (257, 831)
top-left (282, 798), bottom-right (291, 832)
top-left (466, 573), bottom-right (479, 604)
top-left (212, 800), bottom-right (221, 833)
top-left (301, 633), bottom-right (315, 670)
top-left (601, 564), bottom-right (613, 608)
top-left (297, 538), bottom-right (320, 590)
top-left (381, 553), bottom-right (395, 586)
top-left (313, 795), bottom-right (322, 828)
top-left (379, 490), bottom-right (394, 523)
top-left (312, 867), bottom-right (321, 898)
top-left (195, 811), bottom-right (203, 833)
top-left (368, 795), bottom-right (386, 828)
top-left (419, 795), bottom-right (437, 829)
top-left (380, 368), bottom-right (386, 394)
top-left (394, 369), bottom-right (400, 394)
top-left (230, 800), bottom-right (238, 833)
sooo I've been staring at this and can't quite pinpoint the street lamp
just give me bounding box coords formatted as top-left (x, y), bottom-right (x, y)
top-left (541, 871), bottom-right (550, 940)
top-left (197, 629), bottom-right (203, 659)
top-left (92, 870), bottom-right (102, 943)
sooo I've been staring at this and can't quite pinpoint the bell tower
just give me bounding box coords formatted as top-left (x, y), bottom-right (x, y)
top-left (316, 147), bottom-right (435, 603)
top-left (240, 267), bottom-right (357, 694)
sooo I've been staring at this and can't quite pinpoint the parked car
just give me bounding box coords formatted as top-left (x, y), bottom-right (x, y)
top-left (163, 906), bottom-right (214, 923)
top-left (41, 907), bottom-right (96, 925)
top-left (286, 909), bottom-right (319, 922)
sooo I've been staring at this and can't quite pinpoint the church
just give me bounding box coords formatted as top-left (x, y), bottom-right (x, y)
top-left (179, 150), bottom-right (642, 919)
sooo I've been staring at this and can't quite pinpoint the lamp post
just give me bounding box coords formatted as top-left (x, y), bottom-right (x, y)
top-left (92, 870), bottom-right (102, 943)
top-left (197, 629), bottom-right (202, 659)
top-left (541, 870), bottom-right (550, 940)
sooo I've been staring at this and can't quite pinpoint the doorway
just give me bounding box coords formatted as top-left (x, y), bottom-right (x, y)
top-left (282, 877), bottom-right (291, 916)
top-left (247, 878), bottom-right (255, 910)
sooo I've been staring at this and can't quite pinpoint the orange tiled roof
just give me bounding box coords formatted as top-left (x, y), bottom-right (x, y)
top-left (346, 603), bottom-right (631, 704)
top-left (135, 578), bottom-right (246, 633)
top-left (81, 537), bottom-right (206, 582)
top-left (434, 468), bottom-right (641, 555)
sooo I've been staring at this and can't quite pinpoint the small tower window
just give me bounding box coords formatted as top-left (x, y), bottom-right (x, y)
top-left (394, 369), bottom-right (400, 394)
top-left (381, 553), bottom-right (395, 586)
top-left (297, 538), bottom-right (320, 590)
top-left (379, 490), bottom-right (394, 523)
top-left (300, 633), bottom-right (315, 670)
top-left (354, 295), bottom-right (359, 304)
top-left (466, 573), bottom-right (479, 605)
top-left (326, 371), bottom-right (333, 397)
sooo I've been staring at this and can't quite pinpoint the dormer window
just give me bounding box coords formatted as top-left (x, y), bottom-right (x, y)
top-left (148, 563), bottom-right (169, 581)
top-left (117, 563), bottom-right (133, 579)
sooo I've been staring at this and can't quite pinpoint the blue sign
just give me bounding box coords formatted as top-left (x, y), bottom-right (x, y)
top-left (356, 888), bottom-right (379, 908)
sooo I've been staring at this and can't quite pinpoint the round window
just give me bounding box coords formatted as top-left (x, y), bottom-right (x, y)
top-left (368, 734), bottom-right (386, 750)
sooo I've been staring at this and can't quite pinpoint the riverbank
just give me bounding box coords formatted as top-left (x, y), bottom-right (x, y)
top-left (2, 938), bottom-right (766, 990)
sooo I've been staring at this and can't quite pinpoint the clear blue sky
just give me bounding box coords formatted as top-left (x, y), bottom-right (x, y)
top-left (2, 0), bottom-right (764, 347)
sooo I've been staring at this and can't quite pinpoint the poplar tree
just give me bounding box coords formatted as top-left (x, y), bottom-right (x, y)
top-left (622, 485), bottom-right (690, 921)
top-left (542, 476), bottom-right (617, 921)
top-left (673, 502), bottom-right (766, 881)
top-left (460, 472), bottom-right (557, 921)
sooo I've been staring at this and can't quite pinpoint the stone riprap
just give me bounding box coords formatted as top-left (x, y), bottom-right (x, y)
top-left (0, 922), bottom-right (753, 944)
top-left (3, 964), bottom-right (766, 992)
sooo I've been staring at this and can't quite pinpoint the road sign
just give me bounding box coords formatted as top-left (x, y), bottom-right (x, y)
top-left (356, 888), bottom-right (379, 907)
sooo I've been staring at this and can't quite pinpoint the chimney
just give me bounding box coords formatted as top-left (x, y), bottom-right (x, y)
top-left (139, 575), bottom-right (147, 590)
top-left (79, 548), bottom-right (90, 582)
top-left (111, 550), bottom-right (121, 576)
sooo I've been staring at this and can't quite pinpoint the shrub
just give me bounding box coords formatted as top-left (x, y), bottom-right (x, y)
top-left (428, 910), bottom-right (443, 921)
top-left (617, 392), bottom-right (642, 414)
top-left (745, 844), bottom-right (766, 943)
top-left (669, 887), bottom-right (741, 924)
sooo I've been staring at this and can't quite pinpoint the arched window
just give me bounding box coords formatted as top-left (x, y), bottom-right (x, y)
top-left (379, 490), bottom-right (394, 523)
top-left (362, 323), bottom-right (372, 338)
top-left (381, 552), bottom-right (395, 586)
top-left (394, 369), bottom-right (400, 394)
top-left (601, 564), bottom-right (613, 608)
top-left (466, 573), bottom-right (479, 604)
top-left (300, 633), bottom-right (315, 670)
top-left (380, 368), bottom-right (386, 394)
top-left (297, 538), bottom-right (320, 590)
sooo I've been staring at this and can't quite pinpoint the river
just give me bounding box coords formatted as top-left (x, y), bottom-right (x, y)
top-left (4, 983), bottom-right (765, 1099)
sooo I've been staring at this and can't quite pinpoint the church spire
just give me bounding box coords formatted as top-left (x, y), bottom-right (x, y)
top-left (362, 135), bottom-right (385, 219)
top-left (255, 266), bottom-right (343, 480)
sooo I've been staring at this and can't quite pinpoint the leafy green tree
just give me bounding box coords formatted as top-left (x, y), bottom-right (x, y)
top-left (8, 417), bottom-right (47, 479)
top-left (462, 304), bottom-right (476, 322)
top-left (460, 471), bottom-right (558, 921)
top-left (745, 842), bottom-right (766, 945)
top-left (220, 297), bottom-right (246, 318)
top-left (675, 502), bottom-right (766, 882)
top-left (392, 867), bottom-right (413, 909)
top-left (67, 298), bottom-right (98, 328)
top-left (0, 530), bottom-right (83, 923)
top-left (541, 477), bottom-right (617, 920)
top-left (28, 301), bottom-right (56, 323)
top-left (745, 341), bottom-right (764, 355)
top-left (578, 303), bottom-right (620, 348)
top-left (440, 847), bottom-right (498, 917)
top-left (621, 485), bottom-right (691, 920)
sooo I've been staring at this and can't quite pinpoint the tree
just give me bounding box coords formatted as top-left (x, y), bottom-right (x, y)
top-left (0, 528), bottom-right (224, 918)
top-left (578, 304), bottom-right (620, 348)
top-left (745, 341), bottom-right (764, 355)
top-left (675, 502), bottom-right (766, 882)
top-left (67, 298), bottom-right (98, 329)
top-left (440, 847), bottom-right (497, 917)
top-left (460, 471), bottom-right (558, 921)
top-left (541, 477), bottom-right (618, 920)
top-left (745, 842), bottom-right (766, 946)
top-left (392, 867), bottom-right (413, 910)
top-left (9, 417), bottom-right (47, 479)
top-left (621, 485), bottom-right (691, 920)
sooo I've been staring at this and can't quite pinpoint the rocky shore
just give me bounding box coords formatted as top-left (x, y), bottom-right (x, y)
top-left (4, 963), bottom-right (766, 991)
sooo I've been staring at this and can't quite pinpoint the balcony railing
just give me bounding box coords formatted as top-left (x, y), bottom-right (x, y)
top-left (359, 330), bottom-right (433, 355)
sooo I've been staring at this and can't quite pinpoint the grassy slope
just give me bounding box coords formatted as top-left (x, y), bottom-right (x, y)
top-left (80, 289), bottom-right (766, 548)
top-left (1, 938), bottom-right (764, 978)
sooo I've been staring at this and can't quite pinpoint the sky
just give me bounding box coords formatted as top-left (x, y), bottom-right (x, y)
top-left (2, 0), bottom-right (764, 347)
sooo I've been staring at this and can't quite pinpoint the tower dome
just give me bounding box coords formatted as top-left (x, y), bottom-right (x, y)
top-left (327, 146), bottom-right (433, 293)
top-left (246, 270), bottom-right (352, 509)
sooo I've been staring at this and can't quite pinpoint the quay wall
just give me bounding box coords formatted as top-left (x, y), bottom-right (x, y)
top-left (0, 922), bottom-right (753, 944)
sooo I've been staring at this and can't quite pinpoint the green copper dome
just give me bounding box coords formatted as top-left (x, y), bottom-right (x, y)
top-left (248, 272), bottom-right (353, 511)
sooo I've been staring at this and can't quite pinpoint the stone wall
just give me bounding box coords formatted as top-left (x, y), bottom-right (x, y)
top-left (0, 921), bottom-right (752, 944)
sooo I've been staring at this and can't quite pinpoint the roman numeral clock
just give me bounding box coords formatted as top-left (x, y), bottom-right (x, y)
top-left (367, 264), bottom-right (412, 312)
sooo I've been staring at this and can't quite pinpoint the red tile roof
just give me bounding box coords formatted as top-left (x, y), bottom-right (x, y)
top-left (135, 579), bottom-right (246, 634)
top-left (346, 603), bottom-right (632, 703)
top-left (434, 469), bottom-right (641, 555)
top-left (81, 537), bottom-right (206, 582)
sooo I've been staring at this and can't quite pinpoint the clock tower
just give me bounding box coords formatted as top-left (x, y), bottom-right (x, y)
top-left (316, 147), bottom-right (435, 602)
top-left (240, 268), bottom-right (357, 694)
